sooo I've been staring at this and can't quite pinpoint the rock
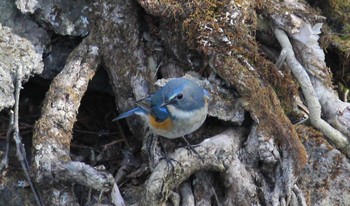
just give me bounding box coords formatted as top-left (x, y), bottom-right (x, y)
top-left (298, 126), bottom-right (350, 205)
top-left (42, 36), bottom-right (81, 79)
top-left (0, 0), bottom-right (50, 53)
top-left (15, 0), bottom-right (89, 36)
top-left (0, 24), bottom-right (43, 111)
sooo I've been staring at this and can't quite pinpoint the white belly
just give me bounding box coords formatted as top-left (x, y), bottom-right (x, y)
top-left (154, 102), bottom-right (208, 138)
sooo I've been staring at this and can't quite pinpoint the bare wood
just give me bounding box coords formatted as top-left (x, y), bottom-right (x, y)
top-left (32, 38), bottom-right (113, 204)
top-left (274, 29), bottom-right (350, 157)
top-left (180, 181), bottom-right (195, 206)
top-left (0, 110), bottom-right (14, 172)
top-left (13, 67), bottom-right (44, 206)
top-left (141, 129), bottom-right (249, 206)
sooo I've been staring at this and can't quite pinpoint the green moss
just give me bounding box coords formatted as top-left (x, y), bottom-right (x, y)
top-left (214, 54), bottom-right (308, 173)
top-left (330, 34), bottom-right (350, 56)
top-left (324, 0), bottom-right (350, 33)
top-left (181, 0), bottom-right (257, 57)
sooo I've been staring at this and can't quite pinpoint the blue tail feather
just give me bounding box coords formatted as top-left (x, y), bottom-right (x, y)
top-left (112, 107), bottom-right (147, 121)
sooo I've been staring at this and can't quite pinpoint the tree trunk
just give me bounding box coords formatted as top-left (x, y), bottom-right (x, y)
top-left (0, 0), bottom-right (349, 205)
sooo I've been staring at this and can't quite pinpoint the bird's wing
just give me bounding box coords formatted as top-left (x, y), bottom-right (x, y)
top-left (137, 93), bottom-right (170, 122)
top-left (112, 107), bottom-right (148, 121)
top-left (136, 96), bottom-right (152, 114)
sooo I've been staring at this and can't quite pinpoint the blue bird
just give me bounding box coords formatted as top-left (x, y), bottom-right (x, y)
top-left (113, 78), bottom-right (210, 139)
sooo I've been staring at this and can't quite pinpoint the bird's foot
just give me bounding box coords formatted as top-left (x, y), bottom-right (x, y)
top-left (181, 137), bottom-right (204, 163)
top-left (159, 154), bottom-right (181, 172)
top-left (159, 137), bottom-right (180, 171)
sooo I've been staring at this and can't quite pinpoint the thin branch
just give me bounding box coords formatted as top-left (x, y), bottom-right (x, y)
top-left (55, 161), bottom-right (114, 191)
top-left (274, 29), bottom-right (350, 157)
top-left (111, 181), bottom-right (126, 206)
top-left (0, 110), bottom-right (14, 172)
top-left (13, 66), bottom-right (44, 206)
top-left (293, 185), bottom-right (307, 206)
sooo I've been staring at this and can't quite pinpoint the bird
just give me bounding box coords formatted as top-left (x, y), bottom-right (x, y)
top-left (113, 78), bottom-right (210, 139)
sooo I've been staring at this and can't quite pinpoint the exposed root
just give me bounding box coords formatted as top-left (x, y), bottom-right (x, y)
top-left (274, 29), bottom-right (350, 157)
top-left (32, 38), bottom-right (114, 204)
top-left (141, 129), bottom-right (246, 205)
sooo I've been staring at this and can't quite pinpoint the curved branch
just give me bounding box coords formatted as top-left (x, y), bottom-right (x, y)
top-left (274, 29), bottom-right (350, 157)
top-left (56, 161), bottom-right (114, 191)
top-left (312, 79), bottom-right (350, 138)
top-left (141, 129), bottom-right (249, 205)
top-left (32, 38), bottom-right (113, 204)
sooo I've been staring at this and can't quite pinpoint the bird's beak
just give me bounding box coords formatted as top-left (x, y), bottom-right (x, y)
top-left (160, 98), bottom-right (175, 107)
top-left (160, 101), bottom-right (170, 107)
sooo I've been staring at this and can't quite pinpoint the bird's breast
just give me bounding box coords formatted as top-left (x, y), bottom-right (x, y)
top-left (146, 99), bottom-right (208, 138)
top-left (148, 114), bottom-right (173, 131)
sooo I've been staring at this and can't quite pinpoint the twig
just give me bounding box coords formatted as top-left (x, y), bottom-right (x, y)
top-left (12, 67), bottom-right (44, 206)
top-left (56, 161), bottom-right (114, 191)
top-left (274, 29), bottom-right (350, 157)
top-left (73, 129), bottom-right (121, 135)
top-left (292, 185), bottom-right (307, 206)
top-left (152, 56), bottom-right (164, 79)
top-left (209, 179), bottom-right (222, 206)
top-left (0, 110), bottom-right (14, 172)
top-left (115, 122), bottom-right (131, 149)
top-left (111, 181), bottom-right (126, 206)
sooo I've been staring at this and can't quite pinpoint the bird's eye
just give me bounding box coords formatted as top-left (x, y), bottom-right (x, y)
top-left (176, 93), bottom-right (184, 100)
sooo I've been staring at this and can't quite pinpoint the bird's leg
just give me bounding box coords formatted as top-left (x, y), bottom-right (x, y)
top-left (181, 136), bottom-right (204, 163)
top-left (159, 137), bottom-right (180, 171)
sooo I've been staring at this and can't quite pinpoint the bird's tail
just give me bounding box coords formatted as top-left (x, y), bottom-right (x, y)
top-left (112, 107), bottom-right (147, 121)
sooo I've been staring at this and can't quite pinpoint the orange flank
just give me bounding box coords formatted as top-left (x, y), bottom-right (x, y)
top-left (148, 115), bottom-right (173, 131)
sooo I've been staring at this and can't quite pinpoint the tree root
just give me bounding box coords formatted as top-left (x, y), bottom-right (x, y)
top-left (179, 181), bottom-right (195, 206)
top-left (141, 129), bottom-right (252, 205)
top-left (32, 38), bottom-right (114, 204)
top-left (274, 29), bottom-right (350, 157)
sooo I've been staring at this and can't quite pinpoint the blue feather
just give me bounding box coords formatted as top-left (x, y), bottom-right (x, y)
top-left (151, 106), bottom-right (170, 122)
top-left (112, 107), bottom-right (147, 121)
